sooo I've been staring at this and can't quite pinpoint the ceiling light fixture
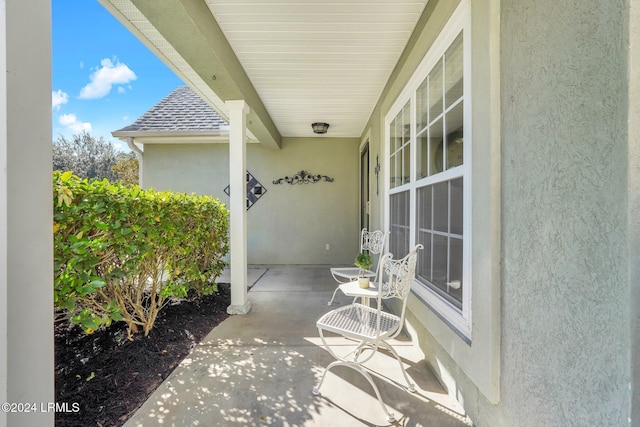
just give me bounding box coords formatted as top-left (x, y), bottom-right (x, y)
top-left (312, 122), bottom-right (330, 134)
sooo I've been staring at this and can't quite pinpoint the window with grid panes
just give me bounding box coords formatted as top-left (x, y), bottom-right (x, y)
top-left (388, 101), bottom-right (412, 258)
top-left (387, 25), bottom-right (469, 330)
top-left (416, 32), bottom-right (464, 309)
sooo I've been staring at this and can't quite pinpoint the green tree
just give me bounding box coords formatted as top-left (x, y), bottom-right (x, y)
top-left (53, 131), bottom-right (119, 181)
top-left (112, 151), bottom-right (139, 185)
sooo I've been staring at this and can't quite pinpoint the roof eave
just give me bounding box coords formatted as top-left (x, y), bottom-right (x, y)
top-left (99, 0), bottom-right (281, 149)
top-left (112, 130), bottom-right (234, 144)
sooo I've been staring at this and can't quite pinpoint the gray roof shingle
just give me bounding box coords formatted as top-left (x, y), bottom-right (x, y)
top-left (114, 86), bottom-right (227, 133)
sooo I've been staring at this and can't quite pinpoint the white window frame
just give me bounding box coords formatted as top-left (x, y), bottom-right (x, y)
top-left (385, 1), bottom-right (472, 338)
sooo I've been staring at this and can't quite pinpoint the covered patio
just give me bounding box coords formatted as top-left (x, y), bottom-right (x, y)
top-left (124, 266), bottom-right (470, 426)
top-left (2, 1), bottom-right (639, 426)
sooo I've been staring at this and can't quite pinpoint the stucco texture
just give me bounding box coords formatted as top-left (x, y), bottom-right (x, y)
top-left (630, 2), bottom-right (640, 423)
top-left (143, 137), bottom-right (360, 265)
top-left (500, 1), bottom-right (630, 425)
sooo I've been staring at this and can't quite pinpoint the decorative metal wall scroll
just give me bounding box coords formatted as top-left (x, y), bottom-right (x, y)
top-left (224, 170), bottom-right (267, 210)
top-left (272, 170), bottom-right (334, 185)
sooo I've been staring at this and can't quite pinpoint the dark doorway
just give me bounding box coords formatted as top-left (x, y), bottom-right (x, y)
top-left (360, 142), bottom-right (370, 230)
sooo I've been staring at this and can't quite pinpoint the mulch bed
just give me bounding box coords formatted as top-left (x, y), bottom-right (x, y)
top-left (54, 283), bottom-right (230, 427)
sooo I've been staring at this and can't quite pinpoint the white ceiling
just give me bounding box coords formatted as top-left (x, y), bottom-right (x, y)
top-left (103, 0), bottom-right (429, 140)
top-left (205, 0), bottom-right (428, 138)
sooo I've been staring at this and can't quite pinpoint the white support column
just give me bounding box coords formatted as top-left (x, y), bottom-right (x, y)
top-left (1, 1), bottom-right (54, 426)
top-left (0, 5), bottom-right (7, 427)
top-left (226, 100), bottom-right (251, 315)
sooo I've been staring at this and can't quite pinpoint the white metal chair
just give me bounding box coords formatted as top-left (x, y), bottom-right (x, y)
top-left (327, 228), bottom-right (387, 305)
top-left (313, 244), bottom-right (423, 423)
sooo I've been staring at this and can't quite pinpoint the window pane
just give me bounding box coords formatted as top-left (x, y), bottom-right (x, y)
top-left (402, 144), bottom-right (410, 185)
top-left (417, 79), bottom-right (429, 133)
top-left (432, 234), bottom-right (448, 288)
top-left (390, 191), bottom-right (410, 257)
top-left (401, 102), bottom-right (411, 144)
top-left (445, 102), bottom-right (464, 170)
top-left (389, 153), bottom-right (396, 188)
top-left (433, 181), bottom-right (448, 232)
top-left (449, 237), bottom-right (463, 308)
top-left (390, 118), bottom-right (397, 152)
top-left (417, 231), bottom-right (432, 283)
top-left (429, 60), bottom-right (443, 121)
top-left (445, 32), bottom-right (463, 109)
top-left (415, 178), bottom-right (464, 310)
top-left (450, 178), bottom-right (463, 235)
top-left (417, 132), bottom-right (428, 179)
top-left (429, 118), bottom-right (444, 175)
top-left (417, 186), bottom-right (432, 231)
top-left (417, 186), bottom-right (433, 285)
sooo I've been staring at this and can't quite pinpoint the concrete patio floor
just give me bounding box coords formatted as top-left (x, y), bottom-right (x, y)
top-left (124, 266), bottom-right (472, 426)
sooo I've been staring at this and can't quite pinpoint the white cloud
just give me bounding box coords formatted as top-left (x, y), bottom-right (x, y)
top-left (52, 90), bottom-right (69, 110)
top-left (59, 113), bottom-right (92, 133)
top-left (112, 139), bottom-right (130, 152)
top-left (117, 84), bottom-right (134, 95)
top-left (78, 58), bottom-right (137, 100)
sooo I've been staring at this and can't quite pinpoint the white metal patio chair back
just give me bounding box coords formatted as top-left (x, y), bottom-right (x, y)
top-left (361, 227), bottom-right (386, 255)
top-left (327, 228), bottom-right (388, 305)
top-left (313, 244), bottom-right (423, 423)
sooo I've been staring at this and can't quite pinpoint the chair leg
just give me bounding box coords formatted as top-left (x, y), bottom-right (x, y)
top-left (312, 360), bottom-right (396, 423)
top-left (314, 329), bottom-right (396, 422)
top-left (312, 360), bottom-right (337, 396)
top-left (327, 286), bottom-right (340, 305)
top-left (379, 340), bottom-right (416, 393)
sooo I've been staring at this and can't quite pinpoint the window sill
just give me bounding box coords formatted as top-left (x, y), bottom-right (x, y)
top-left (411, 282), bottom-right (471, 343)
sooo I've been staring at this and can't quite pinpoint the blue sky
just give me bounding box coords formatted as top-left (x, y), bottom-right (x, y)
top-left (52, 0), bottom-right (184, 151)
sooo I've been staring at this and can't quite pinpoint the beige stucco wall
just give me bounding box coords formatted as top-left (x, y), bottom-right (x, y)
top-left (363, 0), bottom-right (635, 425)
top-left (142, 137), bottom-right (361, 265)
top-left (499, 1), bottom-right (631, 425)
top-left (631, 2), bottom-right (640, 423)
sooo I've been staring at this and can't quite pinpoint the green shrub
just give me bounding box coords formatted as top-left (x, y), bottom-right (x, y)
top-left (53, 171), bottom-right (229, 338)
